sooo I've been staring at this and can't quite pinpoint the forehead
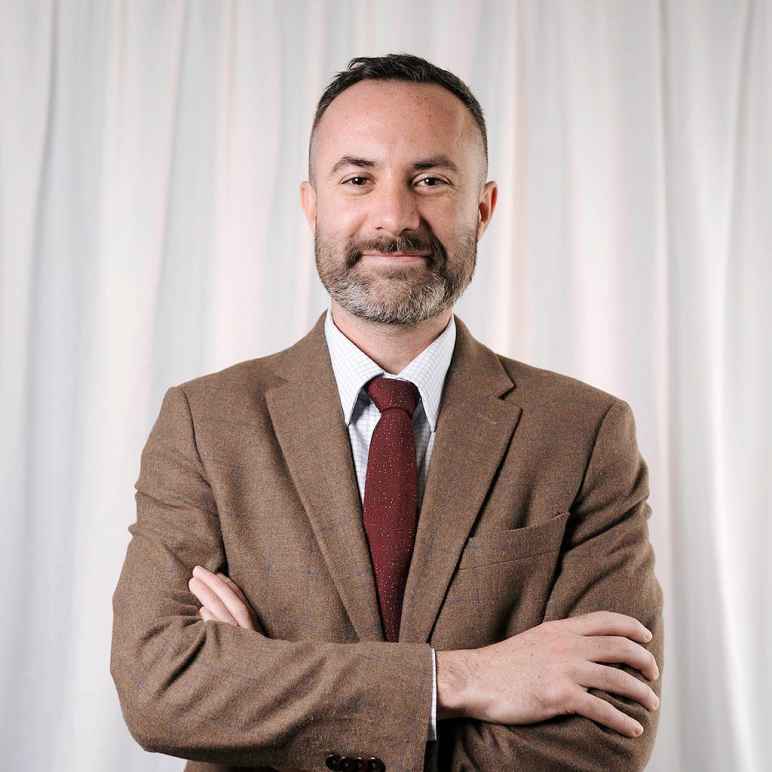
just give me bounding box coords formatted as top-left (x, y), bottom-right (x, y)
top-left (314, 80), bottom-right (478, 170)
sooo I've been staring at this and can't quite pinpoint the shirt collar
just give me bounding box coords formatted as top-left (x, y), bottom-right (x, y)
top-left (323, 305), bottom-right (456, 433)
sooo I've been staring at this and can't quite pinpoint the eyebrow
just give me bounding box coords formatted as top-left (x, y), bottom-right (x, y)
top-left (328, 154), bottom-right (460, 178)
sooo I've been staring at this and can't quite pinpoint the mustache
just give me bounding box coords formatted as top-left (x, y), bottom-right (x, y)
top-left (346, 233), bottom-right (445, 268)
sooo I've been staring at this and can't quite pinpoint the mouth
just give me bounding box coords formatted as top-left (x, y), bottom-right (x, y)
top-left (361, 252), bottom-right (430, 262)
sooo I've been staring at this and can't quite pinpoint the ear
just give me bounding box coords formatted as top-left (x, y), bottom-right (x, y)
top-left (477, 180), bottom-right (498, 240)
top-left (300, 181), bottom-right (317, 233)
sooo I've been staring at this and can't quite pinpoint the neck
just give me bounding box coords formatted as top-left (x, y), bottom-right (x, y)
top-left (329, 301), bottom-right (452, 374)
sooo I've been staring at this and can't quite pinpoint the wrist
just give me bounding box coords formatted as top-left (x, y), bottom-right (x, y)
top-left (436, 649), bottom-right (475, 720)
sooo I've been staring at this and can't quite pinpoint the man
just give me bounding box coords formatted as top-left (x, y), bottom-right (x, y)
top-left (111, 54), bottom-right (663, 772)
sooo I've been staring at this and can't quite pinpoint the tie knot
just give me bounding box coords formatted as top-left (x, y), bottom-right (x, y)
top-left (366, 375), bottom-right (419, 418)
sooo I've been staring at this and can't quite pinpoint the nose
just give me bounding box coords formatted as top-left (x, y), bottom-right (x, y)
top-left (370, 177), bottom-right (421, 236)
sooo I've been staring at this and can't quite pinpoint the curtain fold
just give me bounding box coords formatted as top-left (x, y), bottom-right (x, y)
top-left (1, 1), bottom-right (768, 769)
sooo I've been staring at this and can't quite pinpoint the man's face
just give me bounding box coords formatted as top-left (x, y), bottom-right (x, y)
top-left (300, 80), bottom-right (497, 327)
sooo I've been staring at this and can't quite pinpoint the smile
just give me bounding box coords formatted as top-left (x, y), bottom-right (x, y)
top-left (361, 252), bottom-right (429, 262)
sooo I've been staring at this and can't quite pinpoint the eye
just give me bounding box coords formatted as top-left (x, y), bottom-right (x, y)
top-left (341, 175), bottom-right (449, 188)
top-left (416, 176), bottom-right (447, 187)
top-left (342, 176), bottom-right (370, 186)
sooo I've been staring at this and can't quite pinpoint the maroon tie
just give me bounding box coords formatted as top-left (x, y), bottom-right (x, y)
top-left (362, 375), bottom-right (420, 643)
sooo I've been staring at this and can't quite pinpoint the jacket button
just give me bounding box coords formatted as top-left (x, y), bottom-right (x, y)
top-left (367, 758), bottom-right (385, 772)
top-left (325, 752), bottom-right (342, 770)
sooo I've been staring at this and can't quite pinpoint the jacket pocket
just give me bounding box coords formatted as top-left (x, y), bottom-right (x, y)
top-left (432, 512), bottom-right (573, 650)
top-left (457, 511), bottom-right (571, 570)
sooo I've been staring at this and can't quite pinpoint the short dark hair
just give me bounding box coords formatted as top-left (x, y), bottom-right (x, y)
top-left (308, 53), bottom-right (488, 185)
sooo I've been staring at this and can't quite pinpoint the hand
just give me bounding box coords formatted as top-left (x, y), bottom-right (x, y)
top-left (453, 610), bottom-right (660, 738)
top-left (188, 565), bottom-right (258, 631)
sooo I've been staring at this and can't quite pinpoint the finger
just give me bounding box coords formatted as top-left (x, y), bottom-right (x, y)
top-left (219, 574), bottom-right (269, 636)
top-left (560, 611), bottom-right (652, 645)
top-left (576, 662), bottom-right (659, 711)
top-left (570, 689), bottom-right (644, 738)
top-left (199, 604), bottom-right (232, 627)
top-left (188, 576), bottom-right (240, 626)
top-left (218, 573), bottom-right (251, 607)
top-left (190, 568), bottom-right (254, 630)
top-left (583, 635), bottom-right (659, 681)
top-left (215, 574), bottom-right (256, 629)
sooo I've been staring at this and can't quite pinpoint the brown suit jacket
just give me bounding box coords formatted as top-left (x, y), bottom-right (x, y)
top-left (111, 310), bottom-right (664, 771)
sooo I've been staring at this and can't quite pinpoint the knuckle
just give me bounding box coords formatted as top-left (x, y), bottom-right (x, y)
top-left (621, 638), bottom-right (638, 659)
top-left (629, 674), bottom-right (653, 705)
top-left (543, 680), bottom-right (571, 710)
top-left (566, 661), bottom-right (584, 683)
top-left (593, 663), bottom-right (613, 690)
top-left (623, 636), bottom-right (637, 653)
top-left (606, 665), bottom-right (628, 694)
top-left (562, 687), bottom-right (580, 714)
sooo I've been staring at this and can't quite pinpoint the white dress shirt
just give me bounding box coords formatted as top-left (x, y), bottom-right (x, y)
top-left (323, 304), bottom-right (457, 743)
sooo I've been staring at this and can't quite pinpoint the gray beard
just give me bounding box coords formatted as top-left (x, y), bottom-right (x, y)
top-left (315, 230), bottom-right (477, 327)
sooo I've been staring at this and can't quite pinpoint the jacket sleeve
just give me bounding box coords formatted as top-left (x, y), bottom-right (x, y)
top-left (436, 399), bottom-right (665, 771)
top-left (110, 385), bottom-right (434, 771)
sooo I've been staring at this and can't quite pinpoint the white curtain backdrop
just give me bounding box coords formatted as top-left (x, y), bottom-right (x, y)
top-left (1, 1), bottom-right (769, 770)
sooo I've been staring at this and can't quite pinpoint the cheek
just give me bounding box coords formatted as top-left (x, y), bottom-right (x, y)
top-left (317, 199), bottom-right (363, 239)
top-left (423, 198), bottom-right (469, 233)
top-left (447, 204), bottom-right (480, 240)
top-left (424, 213), bottom-right (460, 247)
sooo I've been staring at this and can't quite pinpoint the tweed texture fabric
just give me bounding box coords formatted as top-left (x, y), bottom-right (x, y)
top-left (111, 310), bottom-right (664, 772)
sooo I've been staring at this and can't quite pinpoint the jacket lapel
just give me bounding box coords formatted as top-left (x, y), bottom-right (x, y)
top-left (264, 310), bottom-right (523, 644)
top-left (265, 311), bottom-right (385, 641)
top-left (399, 317), bottom-right (522, 643)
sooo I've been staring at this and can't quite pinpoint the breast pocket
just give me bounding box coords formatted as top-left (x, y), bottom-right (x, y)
top-left (458, 510), bottom-right (572, 570)
top-left (432, 511), bottom-right (572, 650)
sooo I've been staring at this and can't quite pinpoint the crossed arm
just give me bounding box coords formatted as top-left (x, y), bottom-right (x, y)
top-left (112, 386), bottom-right (663, 770)
top-left (186, 399), bottom-right (664, 771)
top-left (435, 400), bottom-right (664, 770)
top-left (110, 386), bottom-right (435, 771)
